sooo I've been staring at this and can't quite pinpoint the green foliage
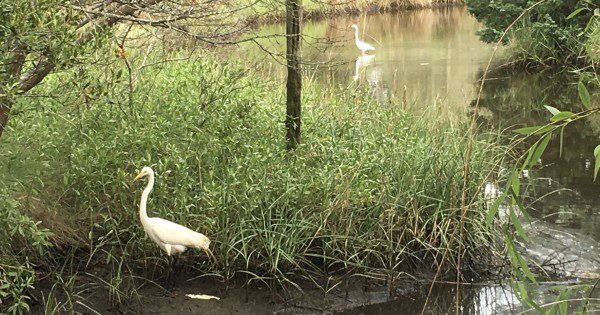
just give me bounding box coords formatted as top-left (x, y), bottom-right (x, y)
top-left (0, 186), bottom-right (52, 314)
top-left (465, 0), bottom-right (599, 65)
top-left (489, 79), bottom-right (599, 313)
top-left (0, 55), bottom-right (503, 308)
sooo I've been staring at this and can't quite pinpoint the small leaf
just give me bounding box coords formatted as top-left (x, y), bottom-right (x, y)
top-left (509, 204), bottom-right (528, 242)
top-left (485, 192), bottom-right (506, 227)
top-left (567, 7), bottom-right (586, 19)
top-left (594, 144), bottom-right (600, 181)
top-left (559, 126), bottom-right (565, 157)
top-left (550, 111), bottom-right (575, 122)
top-left (544, 105), bottom-right (560, 115)
top-left (515, 126), bottom-right (542, 135)
top-left (530, 134), bottom-right (551, 164)
top-left (514, 125), bottom-right (554, 135)
top-left (578, 80), bottom-right (591, 109)
top-left (510, 171), bottom-right (520, 196)
top-left (523, 142), bottom-right (538, 169)
top-left (511, 190), bottom-right (532, 223)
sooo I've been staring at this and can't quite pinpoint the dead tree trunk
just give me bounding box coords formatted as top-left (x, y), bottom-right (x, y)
top-left (285, 0), bottom-right (302, 150)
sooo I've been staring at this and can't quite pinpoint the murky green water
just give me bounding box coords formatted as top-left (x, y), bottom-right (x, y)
top-left (232, 6), bottom-right (600, 314)
top-left (238, 6), bottom-right (495, 108)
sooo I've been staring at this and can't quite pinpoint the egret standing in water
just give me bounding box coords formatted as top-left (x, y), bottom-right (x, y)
top-left (134, 166), bottom-right (214, 290)
top-left (351, 24), bottom-right (375, 55)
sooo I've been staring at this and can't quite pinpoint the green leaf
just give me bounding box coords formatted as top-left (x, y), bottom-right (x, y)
top-left (509, 203), bottom-right (528, 242)
top-left (511, 189), bottom-right (532, 223)
top-left (522, 141), bottom-right (537, 169)
top-left (530, 134), bottom-right (551, 164)
top-left (559, 126), bottom-right (565, 157)
top-left (505, 235), bottom-right (538, 285)
top-left (544, 105), bottom-right (560, 115)
top-left (594, 145), bottom-right (600, 181)
top-left (567, 7), bottom-right (586, 19)
top-left (485, 192), bottom-right (506, 227)
top-left (550, 111), bottom-right (575, 122)
top-left (549, 288), bottom-right (571, 315)
top-left (509, 171), bottom-right (520, 196)
top-left (514, 125), bottom-right (554, 135)
top-left (578, 81), bottom-right (591, 109)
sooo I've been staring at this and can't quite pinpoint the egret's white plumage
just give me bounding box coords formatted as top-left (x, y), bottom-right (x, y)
top-left (135, 167), bottom-right (212, 257)
top-left (351, 24), bottom-right (375, 55)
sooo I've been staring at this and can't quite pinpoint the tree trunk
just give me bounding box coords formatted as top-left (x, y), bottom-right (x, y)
top-left (0, 44), bottom-right (27, 138)
top-left (285, 0), bottom-right (302, 150)
top-left (0, 94), bottom-right (13, 138)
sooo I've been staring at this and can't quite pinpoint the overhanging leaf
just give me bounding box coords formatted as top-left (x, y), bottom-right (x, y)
top-left (559, 126), bottom-right (565, 157)
top-left (578, 81), bottom-right (591, 109)
top-left (594, 144), bottom-right (600, 181)
top-left (544, 105), bottom-right (560, 115)
top-left (514, 125), bottom-right (554, 135)
top-left (530, 134), bottom-right (551, 164)
top-left (550, 111), bottom-right (575, 122)
top-left (509, 204), bottom-right (528, 242)
top-left (485, 192), bottom-right (507, 227)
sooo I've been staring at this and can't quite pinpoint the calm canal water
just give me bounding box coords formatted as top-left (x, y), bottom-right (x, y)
top-left (232, 6), bottom-right (600, 314)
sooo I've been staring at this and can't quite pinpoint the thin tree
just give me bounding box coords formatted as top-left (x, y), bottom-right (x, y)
top-left (285, 0), bottom-right (302, 149)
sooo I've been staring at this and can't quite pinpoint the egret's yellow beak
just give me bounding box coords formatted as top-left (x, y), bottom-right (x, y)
top-left (134, 171), bottom-right (145, 181)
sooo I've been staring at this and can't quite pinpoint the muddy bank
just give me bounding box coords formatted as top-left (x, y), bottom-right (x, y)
top-left (30, 269), bottom-right (599, 314)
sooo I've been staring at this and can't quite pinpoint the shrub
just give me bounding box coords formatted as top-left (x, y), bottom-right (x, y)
top-left (466, 0), bottom-right (599, 65)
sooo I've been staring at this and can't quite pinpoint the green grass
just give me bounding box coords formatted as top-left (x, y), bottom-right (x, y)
top-left (0, 55), bottom-right (503, 313)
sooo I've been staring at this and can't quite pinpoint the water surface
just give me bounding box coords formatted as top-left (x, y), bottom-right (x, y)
top-left (239, 6), bottom-right (495, 108)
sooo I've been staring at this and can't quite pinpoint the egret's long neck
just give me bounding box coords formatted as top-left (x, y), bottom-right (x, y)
top-left (354, 27), bottom-right (360, 44)
top-left (139, 174), bottom-right (154, 223)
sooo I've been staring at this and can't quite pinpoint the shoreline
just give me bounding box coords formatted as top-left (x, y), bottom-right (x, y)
top-left (245, 0), bottom-right (465, 25)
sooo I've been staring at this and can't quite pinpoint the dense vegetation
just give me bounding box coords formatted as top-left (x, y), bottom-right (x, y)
top-left (466, 0), bottom-right (599, 66)
top-left (0, 52), bottom-right (505, 312)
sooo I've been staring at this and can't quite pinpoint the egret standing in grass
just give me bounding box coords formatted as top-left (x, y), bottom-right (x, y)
top-left (134, 166), bottom-right (214, 290)
top-left (351, 24), bottom-right (375, 55)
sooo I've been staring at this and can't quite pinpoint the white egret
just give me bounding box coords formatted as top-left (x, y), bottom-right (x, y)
top-left (350, 24), bottom-right (375, 55)
top-left (134, 166), bottom-right (214, 290)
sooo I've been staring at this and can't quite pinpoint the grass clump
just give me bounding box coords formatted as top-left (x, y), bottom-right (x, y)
top-left (0, 55), bottom-right (502, 311)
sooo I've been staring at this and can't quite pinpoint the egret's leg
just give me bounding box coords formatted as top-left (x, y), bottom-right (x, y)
top-left (167, 255), bottom-right (178, 292)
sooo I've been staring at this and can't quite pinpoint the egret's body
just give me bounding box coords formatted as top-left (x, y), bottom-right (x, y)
top-left (135, 166), bottom-right (213, 289)
top-left (351, 24), bottom-right (375, 55)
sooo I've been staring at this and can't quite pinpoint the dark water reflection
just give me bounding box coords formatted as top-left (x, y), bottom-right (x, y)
top-left (476, 68), bottom-right (600, 243)
top-left (334, 282), bottom-right (597, 315)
